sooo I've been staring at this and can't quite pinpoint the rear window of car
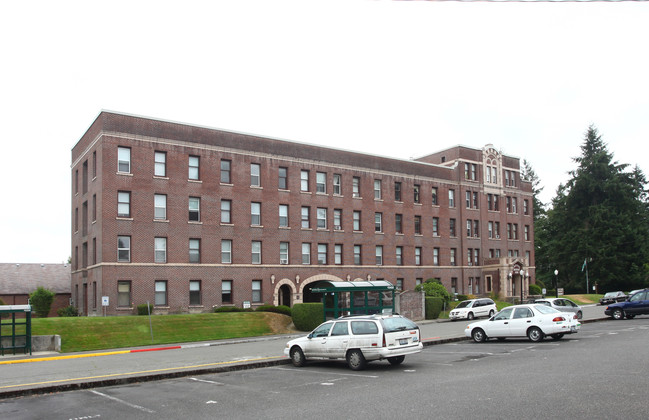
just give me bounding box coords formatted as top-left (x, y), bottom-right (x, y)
top-left (351, 321), bottom-right (379, 335)
top-left (381, 317), bottom-right (418, 332)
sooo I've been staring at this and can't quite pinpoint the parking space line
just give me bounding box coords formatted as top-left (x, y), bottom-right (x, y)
top-left (271, 367), bottom-right (378, 378)
top-left (89, 389), bottom-right (156, 414)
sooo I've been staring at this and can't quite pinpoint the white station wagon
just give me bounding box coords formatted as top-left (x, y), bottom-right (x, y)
top-left (284, 314), bottom-right (423, 370)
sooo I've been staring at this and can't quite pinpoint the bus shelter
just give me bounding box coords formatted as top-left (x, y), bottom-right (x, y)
top-left (310, 280), bottom-right (395, 321)
top-left (0, 305), bottom-right (32, 356)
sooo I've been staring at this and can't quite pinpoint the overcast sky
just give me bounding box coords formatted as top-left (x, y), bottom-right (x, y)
top-left (1, 1), bottom-right (648, 264)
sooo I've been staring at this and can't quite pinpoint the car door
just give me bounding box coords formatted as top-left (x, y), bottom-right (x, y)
top-left (625, 291), bottom-right (649, 315)
top-left (474, 300), bottom-right (487, 317)
top-left (304, 322), bottom-right (333, 358)
top-left (507, 307), bottom-right (535, 337)
top-left (325, 321), bottom-right (350, 358)
top-left (486, 307), bottom-right (514, 337)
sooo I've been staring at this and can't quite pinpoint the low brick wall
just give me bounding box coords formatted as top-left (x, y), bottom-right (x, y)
top-left (396, 290), bottom-right (425, 321)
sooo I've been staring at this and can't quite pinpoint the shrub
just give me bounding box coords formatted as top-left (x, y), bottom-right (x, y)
top-left (213, 306), bottom-right (253, 313)
top-left (57, 305), bottom-right (80, 317)
top-left (415, 279), bottom-right (452, 303)
top-left (425, 297), bottom-right (444, 319)
top-left (529, 283), bottom-right (542, 295)
top-left (291, 303), bottom-right (323, 331)
top-left (136, 303), bottom-right (153, 315)
top-left (255, 304), bottom-right (292, 316)
top-left (456, 294), bottom-right (468, 302)
top-left (29, 287), bottom-right (55, 317)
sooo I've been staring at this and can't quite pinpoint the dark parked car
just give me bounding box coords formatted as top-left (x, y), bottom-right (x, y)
top-left (599, 291), bottom-right (627, 305)
top-left (605, 289), bottom-right (649, 320)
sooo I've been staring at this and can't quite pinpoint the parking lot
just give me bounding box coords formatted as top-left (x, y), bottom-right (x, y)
top-left (2, 317), bottom-right (648, 420)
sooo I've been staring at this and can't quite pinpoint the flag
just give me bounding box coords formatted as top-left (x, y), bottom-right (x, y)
top-left (581, 258), bottom-right (587, 272)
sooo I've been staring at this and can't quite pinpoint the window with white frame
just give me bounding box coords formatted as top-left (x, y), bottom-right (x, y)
top-left (396, 246), bottom-right (403, 265)
top-left (395, 214), bottom-right (403, 234)
top-left (221, 199), bottom-right (231, 224)
top-left (188, 155), bottom-right (200, 180)
top-left (317, 243), bottom-right (327, 265)
top-left (434, 247), bottom-right (440, 266)
top-left (280, 242), bottom-right (289, 264)
top-left (222, 280), bottom-right (232, 304)
top-left (450, 248), bottom-right (457, 266)
top-left (118, 281), bottom-right (131, 307)
top-left (251, 241), bottom-right (262, 264)
top-left (317, 207), bottom-right (327, 229)
top-left (300, 170), bottom-right (309, 192)
top-left (118, 236), bottom-right (131, 262)
top-left (221, 159), bottom-right (231, 183)
top-left (221, 239), bottom-right (232, 263)
top-left (251, 202), bottom-right (261, 226)
top-left (449, 189), bottom-right (455, 207)
top-left (396, 278), bottom-right (403, 291)
top-left (118, 147), bottom-right (131, 173)
top-left (333, 173), bottom-right (342, 195)
top-left (302, 243), bottom-right (311, 264)
top-left (333, 209), bottom-right (342, 230)
top-left (415, 247), bottom-right (422, 265)
top-left (415, 215), bottom-right (422, 235)
top-left (432, 187), bottom-right (438, 205)
top-left (394, 181), bottom-right (402, 201)
top-left (190, 280), bottom-right (201, 305)
top-left (154, 151), bottom-right (166, 177)
top-left (352, 176), bottom-right (360, 197)
top-left (334, 244), bottom-right (342, 265)
top-left (450, 218), bottom-right (456, 236)
top-left (154, 237), bottom-right (167, 263)
top-left (154, 194), bottom-right (167, 220)
top-left (354, 245), bottom-right (361, 265)
top-left (278, 167), bottom-right (288, 190)
top-left (353, 210), bottom-right (361, 231)
top-left (301, 206), bottom-right (310, 228)
top-left (189, 239), bottom-right (200, 263)
top-left (375, 246), bottom-right (383, 265)
top-left (316, 172), bottom-right (326, 193)
top-left (279, 204), bottom-right (289, 227)
top-left (252, 280), bottom-right (262, 303)
top-left (189, 197), bottom-right (200, 222)
top-left (374, 179), bottom-right (382, 200)
top-left (251, 163), bottom-right (261, 187)
top-left (155, 280), bottom-right (167, 306)
top-left (525, 225), bottom-right (530, 241)
top-left (118, 191), bottom-right (131, 218)
top-left (375, 212), bottom-right (382, 232)
top-left (414, 184), bottom-right (420, 204)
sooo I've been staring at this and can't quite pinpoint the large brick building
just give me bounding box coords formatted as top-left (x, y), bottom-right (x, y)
top-left (71, 111), bottom-right (535, 316)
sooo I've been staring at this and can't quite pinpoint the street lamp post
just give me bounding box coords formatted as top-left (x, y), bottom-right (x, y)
top-left (521, 271), bottom-right (526, 304)
top-left (554, 269), bottom-right (559, 298)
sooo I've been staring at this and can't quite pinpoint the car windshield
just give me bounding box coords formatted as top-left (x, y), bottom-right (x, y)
top-left (604, 292), bottom-right (616, 297)
top-left (382, 317), bottom-right (418, 332)
top-left (534, 305), bottom-right (560, 314)
top-left (456, 301), bottom-right (472, 309)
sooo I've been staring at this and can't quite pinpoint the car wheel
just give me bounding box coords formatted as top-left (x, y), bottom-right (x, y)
top-left (472, 328), bottom-right (487, 343)
top-left (387, 355), bottom-right (405, 365)
top-left (550, 334), bottom-right (564, 340)
top-left (612, 308), bottom-right (624, 320)
top-left (626, 314), bottom-right (636, 319)
top-left (467, 312), bottom-right (475, 320)
top-left (489, 310), bottom-right (495, 317)
top-left (290, 347), bottom-right (306, 367)
top-left (347, 349), bottom-right (367, 371)
top-left (576, 311), bottom-right (583, 320)
top-left (527, 327), bottom-right (544, 342)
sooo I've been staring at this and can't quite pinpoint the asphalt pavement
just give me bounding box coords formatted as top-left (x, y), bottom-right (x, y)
top-left (0, 304), bottom-right (609, 400)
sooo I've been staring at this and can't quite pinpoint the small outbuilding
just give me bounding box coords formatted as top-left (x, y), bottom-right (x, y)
top-left (0, 263), bottom-right (71, 317)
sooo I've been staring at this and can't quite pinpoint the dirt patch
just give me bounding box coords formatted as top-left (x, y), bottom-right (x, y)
top-left (264, 312), bottom-right (299, 334)
top-left (567, 294), bottom-right (597, 304)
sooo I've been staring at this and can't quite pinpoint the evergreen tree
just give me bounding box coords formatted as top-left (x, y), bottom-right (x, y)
top-left (538, 126), bottom-right (649, 293)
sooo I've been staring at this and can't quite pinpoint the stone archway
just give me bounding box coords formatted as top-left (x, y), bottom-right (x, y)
top-left (272, 278), bottom-right (297, 307)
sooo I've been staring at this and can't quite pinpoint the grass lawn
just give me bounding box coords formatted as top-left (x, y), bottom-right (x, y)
top-left (29, 312), bottom-right (293, 353)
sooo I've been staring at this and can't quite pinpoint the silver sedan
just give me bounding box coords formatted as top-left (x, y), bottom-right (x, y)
top-left (535, 298), bottom-right (583, 319)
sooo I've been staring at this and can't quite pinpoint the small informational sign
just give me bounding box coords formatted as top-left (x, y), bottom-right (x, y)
top-left (102, 296), bottom-right (109, 306)
top-left (542, 288), bottom-right (547, 295)
top-left (243, 301), bottom-right (251, 309)
top-left (557, 288), bottom-right (564, 296)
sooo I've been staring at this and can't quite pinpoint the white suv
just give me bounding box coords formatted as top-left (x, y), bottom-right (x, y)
top-left (449, 298), bottom-right (497, 321)
top-left (284, 314), bottom-right (423, 371)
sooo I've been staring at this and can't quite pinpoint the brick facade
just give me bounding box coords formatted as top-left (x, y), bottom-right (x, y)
top-left (71, 111), bottom-right (535, 316)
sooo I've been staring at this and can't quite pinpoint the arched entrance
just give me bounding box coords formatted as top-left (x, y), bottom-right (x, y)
top-left (278, 284), bottom-right (292, 307)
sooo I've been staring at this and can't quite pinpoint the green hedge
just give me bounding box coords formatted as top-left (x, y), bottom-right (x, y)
top-left (255, 304), bottom-right (292, 316)
top-left (136, 303), bottom-right (153, 315)
top-left (529, 283), bottom-right (542, 295)
top-left (291, 303), bottom-right (323, 331)
top-left (213, 306), bottom-right (253, 313)
top-left (425, 297), bottom-right (444, 319)
top-left (57, 305), bottom-right (80, 317)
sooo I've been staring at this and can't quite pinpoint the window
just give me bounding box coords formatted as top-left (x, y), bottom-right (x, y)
top-left (394, 182), bottom-right (402, 201)
top-left (450, 248), bottom-right (457, 266)
top-left (190, 280), bottom-right (201, 305)
top-left (375, 246), bottom-right (383, 265)
top-left (473, 192), bottom-right (479, 209)
top-left (222, 280), bottom-right (232, 304)
top-left (416, 278), bottom-right (423, 287)
top-left (279, 204), bottom-right (289, 227)
top-left (524, 199), bottom-right (529, 215)
top-left (495, 222), bottom-right (501, 238)
top-left (525, 225), bottom-right (530, 241)
top-left (396, 278), bottom-right (403, 291)
top-left (189, 239), bottom-right (200, 263)
top-left (154, 151), bottom-right (166, 177)
top-left (433, 248), bottom-right (440, 266)
top-left (301, 206), bottom-right (310, 228)
top-left (414, 184), bottom-right (420, 204)
top-left (395, 214), bottom-right (403, 234)
top-left (375, 212), bottom-right (382, 232)
top-left (117, 281), bottom-right (131, 307)
top-left (317, 243), bottom-right (327, 264)
top-left (333, 209), bottom-right (342, 230)
top-left (334, 244), bottom-right (342, 265)
top-left (433, 217), bottom-right (439, 236)
top-left (513, 223), bottom-right (519, 240)
top-left (154, 194), bottom-right (167, 220)
top-left (118, 236), bottom-right (131, 262)
top-left (512, 197), bottom-right (518, 214)
top-left (302, 243), bottom-right (311, 264)
top-left (354, 245), bottom-right (361, 265)
top-left (118, 147), bottom-right (131, 173)
top-left (466, 191), bottom-right (471, 209)
top-left (92, 151), bottom-right (97, 179)
top-left (488, 221), bottom-right (494, 238)
top-left (280, 242), bottom-right (289, 264)
top-left (506, 196), bottom-right (512, 212)
top-left (155, 280), bottom-right (167, 306)
top-left (221, 159), bottom-right (231, 183)
top-left (333, 174), bottom-right (342, 195)
top-left (450, 218), bottom-right (456, 237)
top-left (189, 155), bottom-right (200, 180)
top-left (471, 164), bottom-right (477, 181)
top-left (505, 170), bottom-right (510, 186)
top-left (415, 247), bottom-right (422, 266)
top-left (251, 241), bottom-right (262, 264)
top-left (464, 163), bottom-right (470, 180)
top-left (117, 191), bottom-right (130, 218)
top-left (252, 280), bottom-right (262, 303)
top-left (431, 187), bottom-right (438, 205)
top-left (317, 207), bottom-right (327, 229)
top-left (155, 237), bottom-right (167, 263)
top-left (221, 239), bottom-right (232, 263)
top-left (250, 163), bottom-right (261, 187)
top-left (473, 220), bottom-right (480, 237)
top-left (278, 167), bottom-right (288, 190)
top-left (92, 194), bottom-right (97, 222)
top-left (488, 194), bottom-right (494, 210)
top-left (189, 197), bottom-right (200, 222)
top-left (353, 211), bottom-right (361, 231)
top-left (374, 179), bottom-right (382, 199)
top-left (449, 189), bottom-right (455, 207)
top-left (316, 172), bottom-right (326, 193)
top-left (474, 249), bottom-right (480, 266)
top-left (352, 176), bottom-right (360, 197)
top-left (300, 170), bottom-right (310, 192)
top-left (396, 246), bottom-right (403, 265)
top-left (507, 223), bottom-right (512, 240)
top-left (251, 202), bottom-right (261, 226)
top-left (467, 249), bottom-right (473, 265)
top-left (415, 215), bottom-right (422, 235)
top-left (221, 199), bottom-right (232, 224)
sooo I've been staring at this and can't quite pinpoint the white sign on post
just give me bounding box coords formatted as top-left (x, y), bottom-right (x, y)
top-left (102, 296), bottom-right (109, 306)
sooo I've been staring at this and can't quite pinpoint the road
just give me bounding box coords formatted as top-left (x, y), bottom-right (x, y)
top-left (1, 314), bottom-right (647, 419)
